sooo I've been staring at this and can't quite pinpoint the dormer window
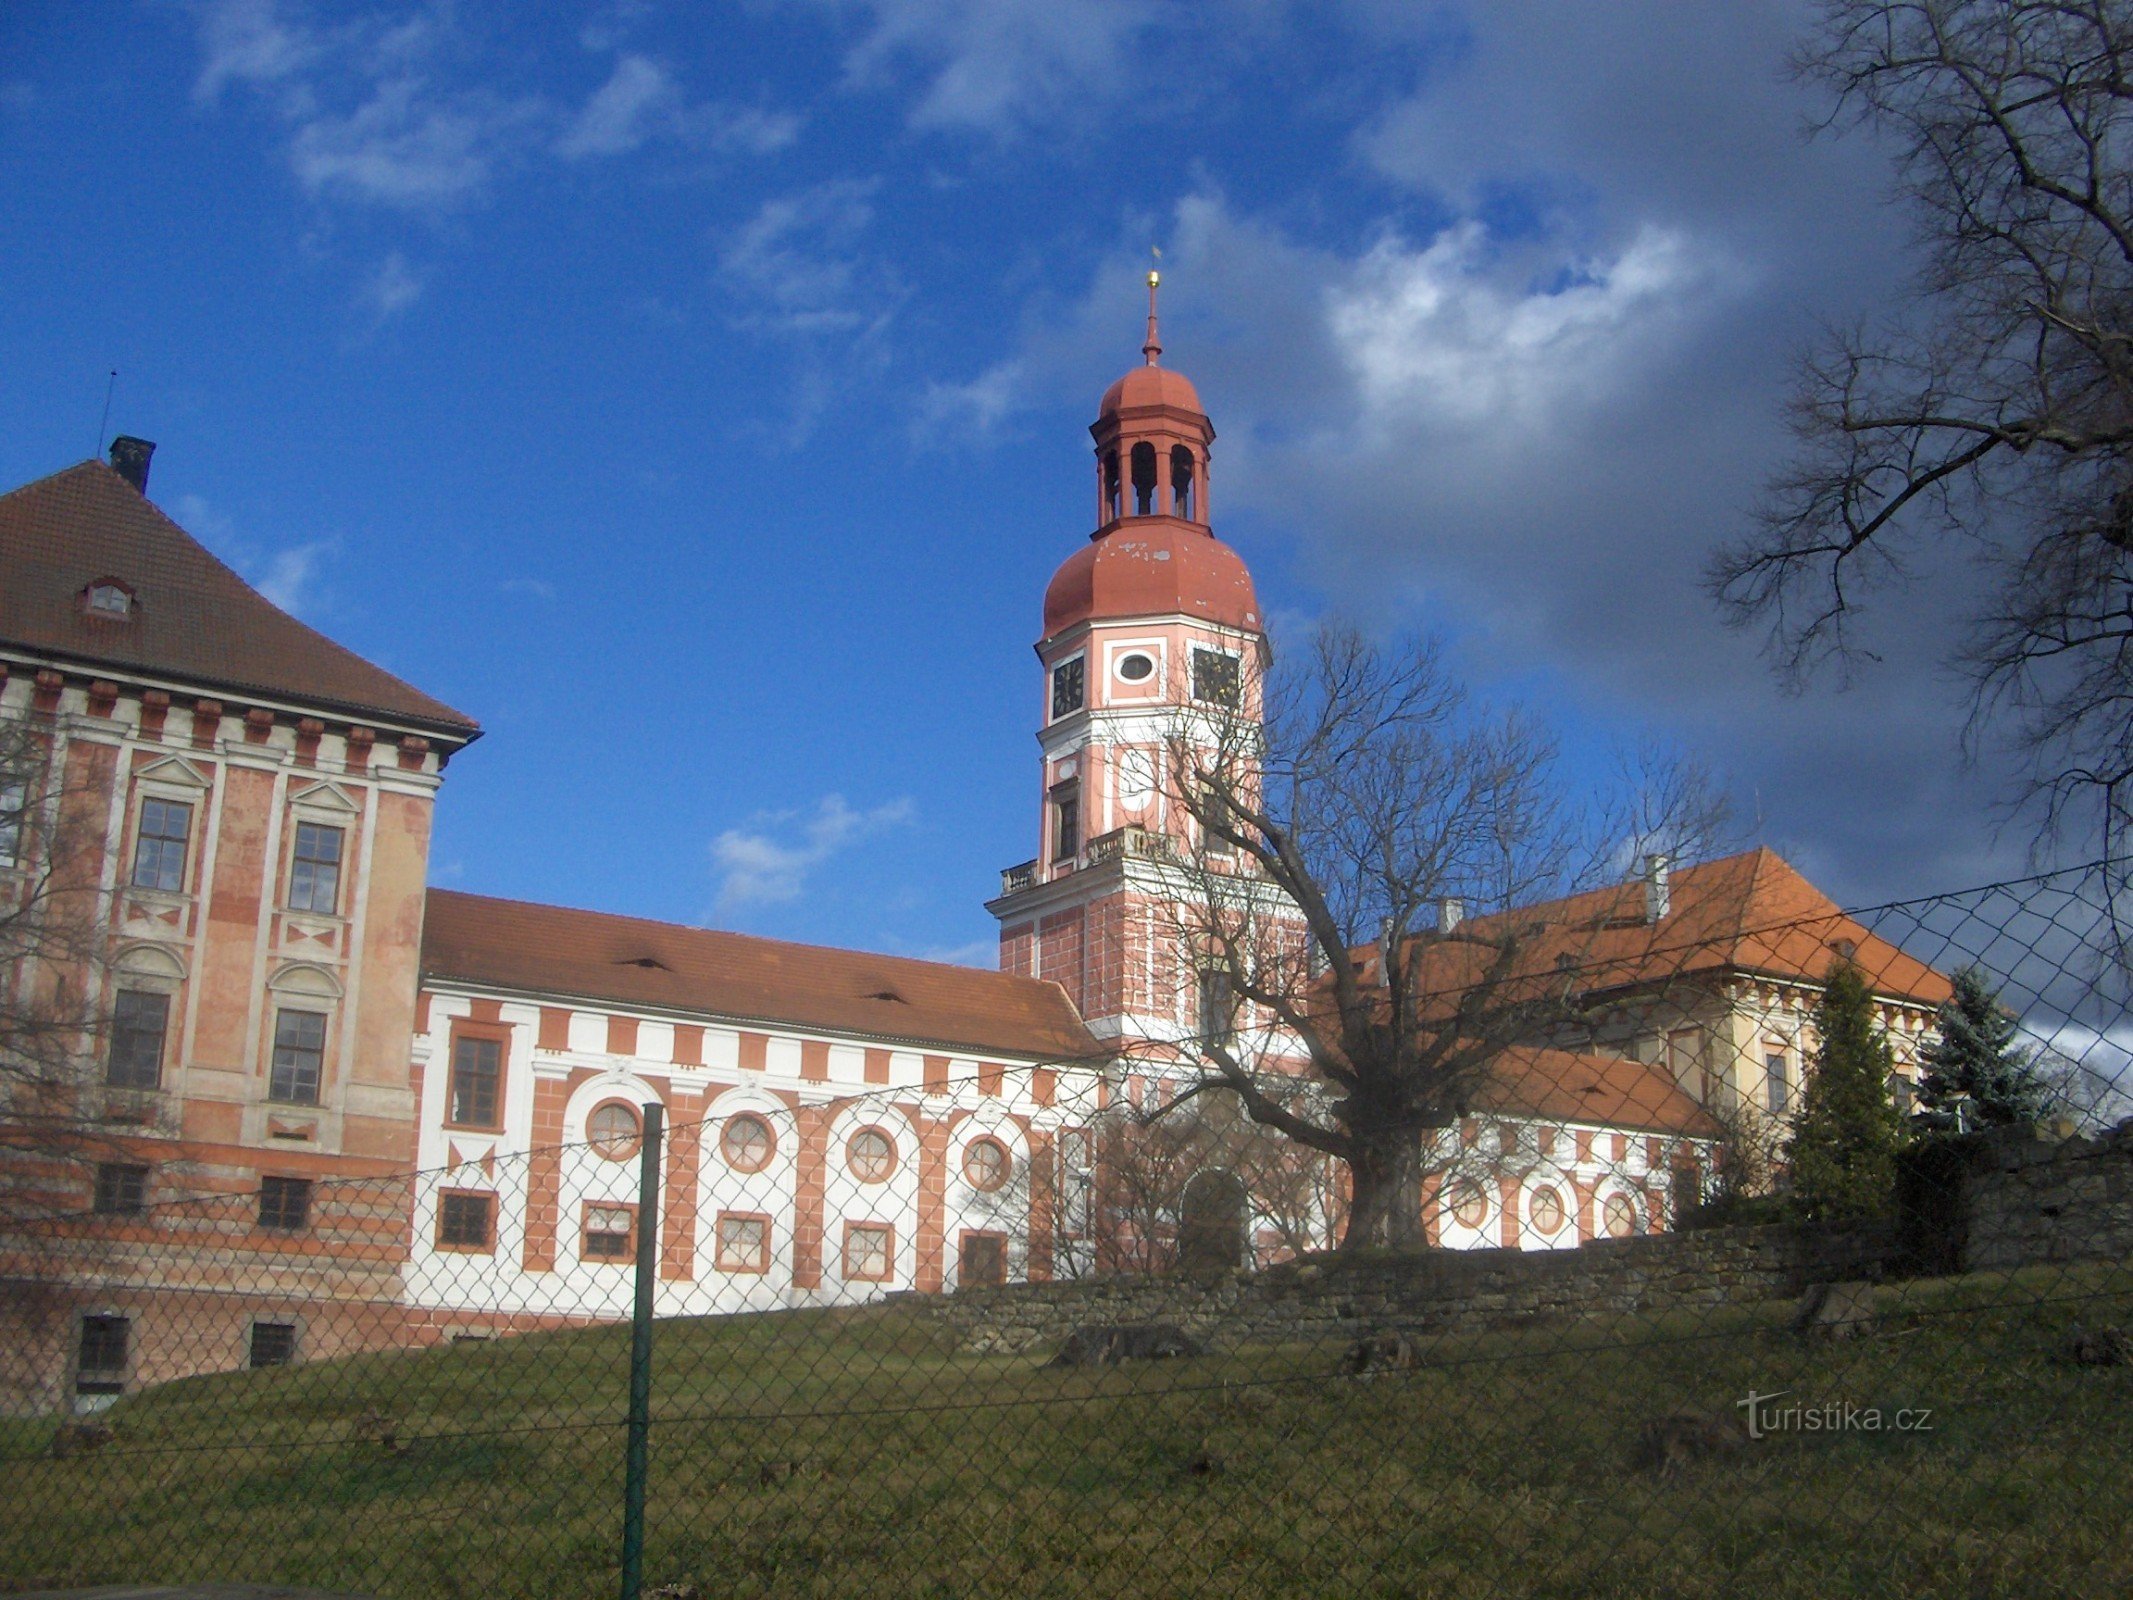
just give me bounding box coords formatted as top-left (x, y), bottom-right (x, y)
top-left (83, 580), bottom-right (134, 619)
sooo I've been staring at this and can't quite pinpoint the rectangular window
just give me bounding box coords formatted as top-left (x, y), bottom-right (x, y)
top-left (1198, 967), bottom-right (1236, 1047)
top-left (0, 780), bottom-right (24, 867)
top-left (844, 1222), bottom-right (893, 1282)
top-left (130, 797), bottom-right (192, 892)
top-left (582, 1203), bottom-right (636, 1262)
top-left (448, 1035), bottom-right (503, 1128)
top-left (959, 1232), bottom-right (1006, 1287)
top-left (249, 1321), bottom-right (297, 1368)
top-left (436, 1190), bottom-right (495, 1252)
top-left (93, 1163), bottom-right (147, 1217)
top-left (106, 990), bottom-right (170, 1090)
top-left (287, 822), bottom-right (345, 914)
top-left (1199, 783), bottom-right (1237, 856)
top-left (258, 1176), bottom-right (312, 1232)
top-left (77, 1315), bottom-right (129, 1396)
top-left (715, 1213), bottom-right (770, 1274)
top-left (1667, 1027), bottom-right (1708, 1101)
top-left (1765, 1049), bottom-right (1790, 1115)
top-left (269, 1009), bottom-right (327, 1105)
top-left (1059, 1129), bottom-right (1092, 1239)
top-left (1050, 657), bottom-right (1085, 719)
top-left (1053, 786), bottom-right (1080, 862)
top-left (1191, 648), bottom-right (1240, 708)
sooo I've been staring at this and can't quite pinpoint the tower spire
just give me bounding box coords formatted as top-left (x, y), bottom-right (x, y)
top-left (1143, 265), bottom-right (1162, 367)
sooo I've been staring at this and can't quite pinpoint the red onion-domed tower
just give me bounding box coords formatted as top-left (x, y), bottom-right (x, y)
top-left (989, 275), bottom-right (1274, 1045)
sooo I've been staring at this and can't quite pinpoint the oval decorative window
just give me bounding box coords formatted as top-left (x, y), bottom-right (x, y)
top-left (963, 1137), bottom-right (1010, 1193)
top-left (1603, 1193), bottom-right (1641, 1238)
top-left (848, 1127), bottom-right (897, 1183)
top-left (721, 1113), bottom-right (775, 1173)
top-left (1529, 1186), bottom-right (1565, 1235)
top-left (587, 1101), bottom-right (642, 1161)
top-left (1116, 652), bottom-right (1155, 682)
top-left (1448, 1179), bottom-right (1489, 1230)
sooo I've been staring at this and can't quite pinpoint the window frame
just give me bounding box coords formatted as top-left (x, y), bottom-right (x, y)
top-left (842, 1220), bottom-right (895, 1283)
top-left (0, 778), bottom-right (26, 869)
top-left (846, 1127), bottom-right (898, 1184)
top-left (962, 1136), bottom-right (1011, 1194)
top-left (958, 1229), bottom-right (1009, 1288)
top-left (586, 1100), bottom-right (643, 1162)
top-left (1051, 783), bottom-right (1080, 862)
top-left (75, 1313), bottom-right (131, 1398)
top-left (106, 988), bottom-right (171, 1091)
top-left (286, 820), bottom-right (346, 916)
top-left (1190, 647), bottom-right (1241, 709)
top-left (720, 1113), bottom-right (776, 1173)
top-left (268, 1007), bottom-right (329, 1105)
top-left (1602, 1191), bottom-right (1642, 1239)
top-left (435, 1188), bottom-right (497, 1253)
top-left (93, 1162), bottom-right (149, 1218)
top-left (258, 1175), bottom-right (313, 1233)
top-left (129, 795), bottom-right (194, 893)
top-left (444, 1023), bottom-right (509, 1132)
top-left (248, 1319), bottom-right (300, 1369)
top-left (1764, 1046), bottom-right (1791, 1115)
top-left (1446, 1177), bottom-right (1490, 1231)
top-left (1528, 1185), bottom-right (1567, 1236)
top-left (580, 1200), bottom-right (638, 1264)
top-left (714, 1210), bottom-right (773, 1275)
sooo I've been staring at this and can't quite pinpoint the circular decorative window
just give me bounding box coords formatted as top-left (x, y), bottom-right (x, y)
top-left (1603, 1193), bottom-right (1641, 1238)
top-left (1529, 1186), bottom-right (1565, 1235)
top-left (587, 1101), bottom-right (642, 1161)
top-left (1448, 1179), bottom-right (1489, 1230)
top-left (847, 1127), bottom-right (897, 1183)
top-left (963, 1137), bottom-right (1010, 1193)
top-left (1116, 653), bottom-right (1155, 682)
top-left (721, 1113), bottom-right (775, 1174)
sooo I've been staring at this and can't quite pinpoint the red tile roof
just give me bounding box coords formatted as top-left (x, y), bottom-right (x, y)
top-left (422, 888), bottom-right (1102, 1065)
top-left (1473, 1047), bottom-right (1720, 1138)
top-left (1369, 848), bottom-right (1953, 1012)
top-left (0, 461), bottom-right (478, 738)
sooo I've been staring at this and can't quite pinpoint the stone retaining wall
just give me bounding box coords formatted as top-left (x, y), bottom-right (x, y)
top-left (913, 1123), bottom-right (2133, 1356)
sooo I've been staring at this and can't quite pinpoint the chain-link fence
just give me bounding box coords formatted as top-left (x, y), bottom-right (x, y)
top-left (3, 860), bottom-right (2131, 1598)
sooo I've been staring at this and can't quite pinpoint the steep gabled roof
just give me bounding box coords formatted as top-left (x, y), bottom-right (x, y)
top-left (422, 889), bottom-right (1101, 1066)
top-left (0, 460), bottom-right (478, 738)
top-left (1473, 1047), bottom-right (1721, 1139)
top-left (1364, 848), bottom-right (1952, 1013)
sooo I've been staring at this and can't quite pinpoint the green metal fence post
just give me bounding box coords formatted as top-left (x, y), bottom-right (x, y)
top-left (620, 1100), bottom-right (663, 1600)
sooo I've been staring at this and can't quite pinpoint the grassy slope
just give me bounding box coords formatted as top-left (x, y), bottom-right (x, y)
top-left (3, 1262), bottom-right (2132, 1599)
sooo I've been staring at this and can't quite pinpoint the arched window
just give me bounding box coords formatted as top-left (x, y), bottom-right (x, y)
top-left (1171, 446), bottom-right (1195, 519)
top-left (1103, 451), bottom-right (1121, 522)
top-left (1130, 442), bottom-right (1157, 516)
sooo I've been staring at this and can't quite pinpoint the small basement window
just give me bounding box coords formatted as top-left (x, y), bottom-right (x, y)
top-left (249, 1321), bottom-right (298, 1368)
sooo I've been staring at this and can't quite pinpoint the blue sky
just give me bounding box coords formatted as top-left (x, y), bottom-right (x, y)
top-left (0, 1), bottom-right (2038, 963)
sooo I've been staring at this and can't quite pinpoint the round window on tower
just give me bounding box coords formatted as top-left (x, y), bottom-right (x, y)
top-left (1117, 653), bottom-right (1154, 682)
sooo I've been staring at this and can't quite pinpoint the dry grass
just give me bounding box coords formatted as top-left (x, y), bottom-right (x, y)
top-left (3, 1261), bottom-right (2131, 1598)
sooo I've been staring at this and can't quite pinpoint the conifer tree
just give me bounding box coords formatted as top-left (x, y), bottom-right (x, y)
top-left (1917, 966), bottom-right (2047, 1131)
top-left (1787, 963), bottom-right (1903, 1223)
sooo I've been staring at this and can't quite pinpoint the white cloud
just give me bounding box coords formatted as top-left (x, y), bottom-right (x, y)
top-left (709, 794), bottom-right (915, 912)
top-left (917, 359), bottom-right (1024, 437)
top-left (191, 0), bottom-right (317, 105)
top-left (1328, 222), bottom-right (1724, 438)
top-left (290, 76), bottom-right (533, 207)
top-left (359, 250), bottom-right (423, 320)
top-left (500, 575), bottom-right (557, 600)
top-left (828, 0), bottom-right (1161, 133)
top-left (558, 53), bottom-right (801, 161)
top-left (254, 541), bottom-right (334, 616)
top-left (719, 179), bottom-right (887, 334)
top-left (558, 54), bottom-right (678, 158)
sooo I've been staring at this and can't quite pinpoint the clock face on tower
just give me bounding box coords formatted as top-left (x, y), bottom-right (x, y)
top-left (1051, 657), bottom-right (1085, 718)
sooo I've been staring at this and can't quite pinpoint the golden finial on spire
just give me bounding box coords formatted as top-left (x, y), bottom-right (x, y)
top-left (1143, 247), bottom-right (1163, 366)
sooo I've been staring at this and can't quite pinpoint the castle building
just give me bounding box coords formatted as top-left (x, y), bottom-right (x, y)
top-left (0, 306), bottom-right (1947, 1414)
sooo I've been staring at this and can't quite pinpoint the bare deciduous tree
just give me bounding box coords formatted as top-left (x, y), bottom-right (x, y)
top-left (1135, 625), bottom-right (1737, 1251)
top-left (1709, 0), bottom-right (2133, 865)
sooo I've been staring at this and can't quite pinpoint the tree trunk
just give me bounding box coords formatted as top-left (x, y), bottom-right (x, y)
top-left (1340, 1136), bottom-right (1425, 1251)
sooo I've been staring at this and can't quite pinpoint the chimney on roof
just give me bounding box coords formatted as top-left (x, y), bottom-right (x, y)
top-left (1643, 853), bottom-right (1672, 923)
top-left (1436, 897), bottom-right (1465, 935)
top-left (109, 436), bottom-right (155, 494)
